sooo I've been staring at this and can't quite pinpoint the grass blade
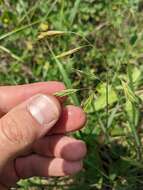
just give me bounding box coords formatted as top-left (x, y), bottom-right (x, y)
top-left (0, 21), bottom-right (39, 41)
top-left (47, 42), bottom-right (80, 105)
top-left (56, 46), bottom-right (87, 59)
top-left (70, 0), bottom-right (81, 25)
top-left (0, 45), bottom-right (22, 62)
top-left (107, 104), bottom-right (120, 128)
top-left (83, 92), bottom-right (95, 113)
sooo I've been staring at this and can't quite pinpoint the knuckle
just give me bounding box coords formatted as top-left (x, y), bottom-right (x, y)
top-left (0, 113), bottom-right (27, 145)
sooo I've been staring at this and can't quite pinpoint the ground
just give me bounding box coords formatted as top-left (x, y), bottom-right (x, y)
top-left (0, 0), bottom-right (143, 189)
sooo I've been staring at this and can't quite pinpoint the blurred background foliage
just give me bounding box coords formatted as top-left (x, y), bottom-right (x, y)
top-left (0, 0), bottom-right (143, 189)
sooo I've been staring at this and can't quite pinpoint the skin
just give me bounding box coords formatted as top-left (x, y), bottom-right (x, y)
top-left (0, 82), bottom-right (87, 189)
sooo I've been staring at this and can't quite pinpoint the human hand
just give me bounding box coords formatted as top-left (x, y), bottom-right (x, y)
top-left (0, 82), bottom-right (86, 189)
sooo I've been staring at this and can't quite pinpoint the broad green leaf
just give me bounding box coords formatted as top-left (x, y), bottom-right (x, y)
top-left (132, 67), bottom-right (141, 83)
top-left (110, 126), bottom-right (125, 136)
top-left (94, 84), bottom-right (118, 111)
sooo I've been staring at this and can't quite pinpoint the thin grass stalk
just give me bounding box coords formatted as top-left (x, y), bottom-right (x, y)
top-left (47, 42), bottom-right (80, 106)
top-left (127, 63), bottom-right (141, 159)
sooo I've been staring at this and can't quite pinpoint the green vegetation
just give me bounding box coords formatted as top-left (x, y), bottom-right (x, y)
top-left (0, 0), bottom-right (143, 189)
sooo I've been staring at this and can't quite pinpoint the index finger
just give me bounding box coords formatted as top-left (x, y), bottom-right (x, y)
top-left (0, 81), bottom-right (66, 115)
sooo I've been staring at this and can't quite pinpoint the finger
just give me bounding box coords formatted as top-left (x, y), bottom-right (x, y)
top-left (0, 94), bottom-right (61, 169)
top-left (0, 161), bottom-right (19, 188)
top-left (49, 105), bottom-right (86, 134)
top-left (33, 136), bottom-right (87, 161)
top-left (0, 184), bottom-right (7, 190)
top-left (15, 155), bottom-right (83, 178)
top-left (0, 81), bottom-right (65, 115)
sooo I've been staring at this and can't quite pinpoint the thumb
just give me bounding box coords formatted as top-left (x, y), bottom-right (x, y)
top-left (0, 94), bottom-right (61, 168)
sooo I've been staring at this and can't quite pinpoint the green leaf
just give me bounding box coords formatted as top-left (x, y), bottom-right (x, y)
top-left (94, 83), bottom-right (118, 111)
top-left (125, 100), bottom-right (140, 126)
top-left (132, 67), bottom-right (141, 83)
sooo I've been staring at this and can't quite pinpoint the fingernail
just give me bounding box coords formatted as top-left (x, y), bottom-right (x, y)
top-left (27, 94), bottom-right (60, 130)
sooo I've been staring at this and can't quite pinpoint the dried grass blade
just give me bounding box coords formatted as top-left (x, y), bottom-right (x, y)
top-left (38, 30), bottom-right (65, 39)
top-left (56, 46), bottom-right (87, 58)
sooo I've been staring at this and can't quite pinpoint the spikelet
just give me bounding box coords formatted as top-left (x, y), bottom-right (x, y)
top-left (56, 46), bottom-right (84, 59)
top-left (38, 30), bottom-right (65, 40)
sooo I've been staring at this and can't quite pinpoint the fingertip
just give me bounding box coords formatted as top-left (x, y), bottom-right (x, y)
top-left (51, 105), bottom-right (87, 134)
top-left (75, 106), bottom-right (87, 128)
top-left (65, 105), bottom-right (87, 131)
top-left (51, 81), bottom-right (66, 90)
top-left (62, 140), bottom-right (87, 161)
top-left (63, 160), bottom-right (83, 175)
